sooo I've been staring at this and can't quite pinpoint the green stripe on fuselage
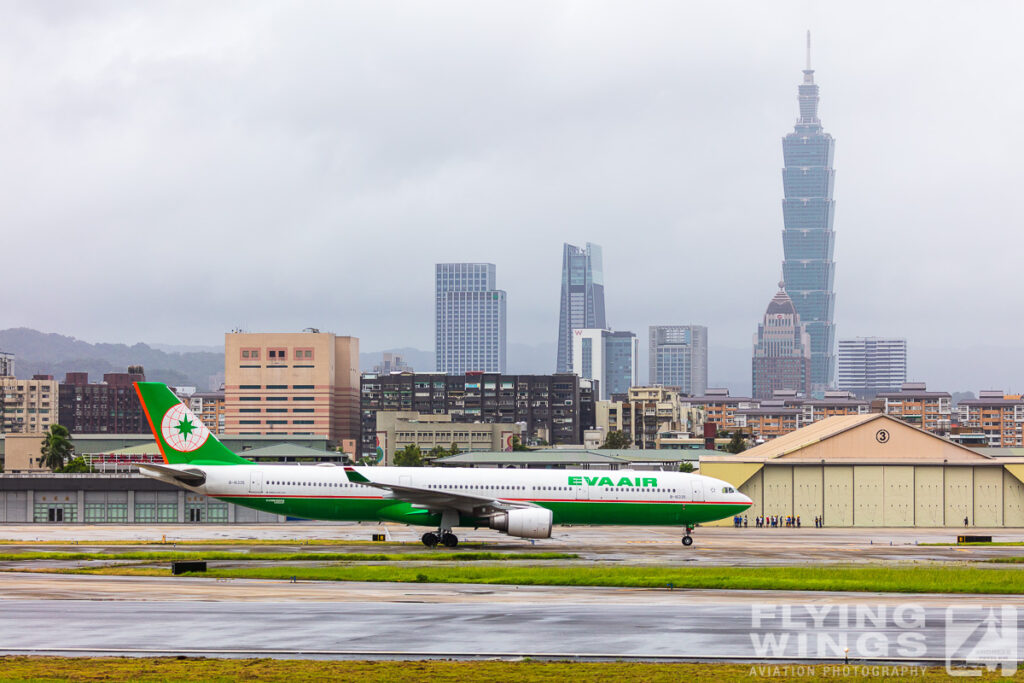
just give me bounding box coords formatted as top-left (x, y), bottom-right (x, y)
top-left (217, 496), bottom-right (749, 528)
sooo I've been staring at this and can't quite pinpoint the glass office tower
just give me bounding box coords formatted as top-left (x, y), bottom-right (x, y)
top-left (435, 263), bottom-right (507, 374)
top-left (556, 243), bottom-right (606, 373)
top-left (781, 36), bottom-right (836, 393)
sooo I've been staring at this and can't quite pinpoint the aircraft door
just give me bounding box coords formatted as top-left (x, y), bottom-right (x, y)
top-left (575, 485), bottom-right (589, 501)
top-left (689, 477), bottom-right (705, 502)
top-left (249, 470), bottom-right (263, 494)
top-left (400, 475), bottom-right (412, 487)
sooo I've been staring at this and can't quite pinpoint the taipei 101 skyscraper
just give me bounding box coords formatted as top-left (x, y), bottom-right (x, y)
top-left (781, 32), bottom-right (836, 393)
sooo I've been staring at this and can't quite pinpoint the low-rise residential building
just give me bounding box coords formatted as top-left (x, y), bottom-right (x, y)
top-left (373, 412), bottom-right (522, 464)
top-left (595, 386), bottom-right (706, 450)
top-left (1, 375), bottom-right (59, 434)
top-left (800, 391), bottom-right (871, 423)
top-left (686, 388), bottom-right (758, 432)
top-left (735, 402), bottom-right (802, 442)
top-left (957, 391), bottom-right (1024, 447)
top-left (597, 386), bottom-right (680, 450)
top-left (877, 382), bottom-right (952, 436)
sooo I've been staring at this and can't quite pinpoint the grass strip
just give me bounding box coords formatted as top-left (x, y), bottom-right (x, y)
top-left (0, 551), bottom-right (574, 562)
top-left (56, 562), bottom-right (1024, 594)
top-left (0, 656), bottom-right (999, 682)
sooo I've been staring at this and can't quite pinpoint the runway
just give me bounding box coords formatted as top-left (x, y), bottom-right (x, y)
top-left (0, 573), bottom-right (1022, 662)
top-left (2, 524), bottom-right (1024, 663)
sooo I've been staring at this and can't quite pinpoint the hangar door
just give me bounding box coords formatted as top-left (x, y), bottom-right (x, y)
top-left (823, 466), bottom-right (853, 526)
top-left (739, 470), bottom-right (764, 521)
top-left (762, 466), bottom-right (793, 518)
top-left (974, 467), bottom-right (1002, 527)
top-left (882, 466), bottom-right (914, 527)
top-left (944, 468), bottom-right (972, 526)
top-left (1005, 469), bottom-right (1024, 527)
top-left (854, 466), bottom-right (884, 526)
top-left (793, 467), bottom-right (823, 522)
top-left (914, 467), bottom-right (944, 526)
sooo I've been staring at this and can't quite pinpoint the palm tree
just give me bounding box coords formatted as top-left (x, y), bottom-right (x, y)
top-left (39, 424), bottom-right (74, 471)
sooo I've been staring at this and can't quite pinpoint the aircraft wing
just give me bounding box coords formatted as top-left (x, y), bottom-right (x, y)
top-left (343, 466), bottom-right (533, 516)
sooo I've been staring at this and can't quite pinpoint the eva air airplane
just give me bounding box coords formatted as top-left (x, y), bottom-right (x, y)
top-left (134, 382), bottom-right (751, 547)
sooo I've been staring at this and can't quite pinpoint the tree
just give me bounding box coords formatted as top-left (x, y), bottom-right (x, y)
top-left (678, 461), bottom-right (694, 473)
top-left (58, 456), bottom-right (92, 473)
top-left (448, 442), bottom-right (461, 456)
top-left (39, 424), bottom-right (74, 471)
top-left (600, 430), bottom-right (631, 449)
top-left (725, 431), bottom-right (748, 454)
top-left (511, 436), bottom-right (531, 452)
top-left (393, 444), bottom-right (424, 467)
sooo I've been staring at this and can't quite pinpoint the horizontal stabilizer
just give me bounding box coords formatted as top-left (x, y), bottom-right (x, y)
top-left (139, 463), bottom-right (207, 487)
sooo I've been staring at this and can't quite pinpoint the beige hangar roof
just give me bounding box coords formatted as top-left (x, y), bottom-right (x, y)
top-left (702, 413), bottom-right (993, 466)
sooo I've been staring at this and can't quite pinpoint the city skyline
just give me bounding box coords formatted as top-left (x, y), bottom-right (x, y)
top-left (2, 4), bottom-right (1023, 393)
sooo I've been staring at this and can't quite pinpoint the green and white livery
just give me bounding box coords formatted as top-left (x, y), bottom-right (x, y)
top-left (135, 382), bottom-right (751, 547)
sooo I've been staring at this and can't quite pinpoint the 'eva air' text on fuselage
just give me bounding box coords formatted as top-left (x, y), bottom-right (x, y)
top-left (568, 476), bottom-right (658, 487)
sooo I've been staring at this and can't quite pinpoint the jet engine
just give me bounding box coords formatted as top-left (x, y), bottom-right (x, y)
top-left (489, 508), bottom-right (553, 539)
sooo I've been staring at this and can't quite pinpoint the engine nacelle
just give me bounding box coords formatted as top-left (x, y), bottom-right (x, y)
top-left (489, 508), bottom-right (553, 539)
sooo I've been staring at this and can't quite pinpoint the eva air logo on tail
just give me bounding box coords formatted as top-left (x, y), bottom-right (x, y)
top-left (160, 403), bottom-right (210, 452)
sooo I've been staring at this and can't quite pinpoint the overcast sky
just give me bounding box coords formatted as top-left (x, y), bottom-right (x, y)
top-left (3, 2), bottom-right (1023, 370)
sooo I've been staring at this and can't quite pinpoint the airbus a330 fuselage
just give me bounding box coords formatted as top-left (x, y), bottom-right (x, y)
top-left (134, 382), bottom-right (752, 547)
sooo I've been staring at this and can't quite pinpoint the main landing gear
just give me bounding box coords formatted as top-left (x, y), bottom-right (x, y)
top-left (421, 531), bottom-right (459, 548)
top-left (422, 509), bottom-right (460, 548)
top-left (681, 526), bottom-right (694, 547)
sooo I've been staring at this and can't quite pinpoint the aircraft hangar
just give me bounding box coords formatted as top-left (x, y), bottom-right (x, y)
top-left (700, 413), bottom-right (1024, 527)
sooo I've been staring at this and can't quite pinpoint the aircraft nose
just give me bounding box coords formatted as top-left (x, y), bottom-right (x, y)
top-left (740, 492), bottom-right (753, 507)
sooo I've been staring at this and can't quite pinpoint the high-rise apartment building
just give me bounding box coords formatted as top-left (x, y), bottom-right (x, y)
top-left (837, 337), bottom-right (907, 398)
top-left (556, 243), bottom-right (606, 373)
top-left (435, 263), bottom-right (506, 375)
top-left (781, 34), bottom-right (837, 393)
top-left (572, 329), bottom-right (638, 401)
top-left (2, 375), bottom-right (58, 434)
top-left (57, 369), bottom-right (146, 434)
top-left (57, 368), bottom-right (147, 432)
top-left (224, 331), bottom-right (359, 445)
top-left (648, 325), bottom-right (708, 396)
top-left (752, 284), bottom-right (811, 400)
top-left (359, 372), bottom-right (595, 458)
top-left (0, 352), bottom-right (13, 377)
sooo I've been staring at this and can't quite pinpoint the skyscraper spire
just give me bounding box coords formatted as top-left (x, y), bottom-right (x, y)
top-left (806, 30), bottom-right (812, 71)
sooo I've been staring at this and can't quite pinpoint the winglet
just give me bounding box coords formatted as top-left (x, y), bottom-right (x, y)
top-left (344, 466), bottom-right (371, 484)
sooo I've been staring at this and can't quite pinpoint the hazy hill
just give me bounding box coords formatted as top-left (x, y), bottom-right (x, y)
top-left (0, 328), bottom-right (224, 390)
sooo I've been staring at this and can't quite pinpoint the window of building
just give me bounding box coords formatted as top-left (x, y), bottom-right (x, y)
top-left (240, 385), bottom-right (260, 390)
top-left (241, 348), bottom-right (260, 360)
top-left (294, 348), bottom-right (314, 360)
top-left (293, 385), bottom-right (314, 390)
top-left (268, 348), bottom-right (286, 360)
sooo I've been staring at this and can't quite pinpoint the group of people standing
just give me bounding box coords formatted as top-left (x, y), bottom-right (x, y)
top-left (754, 515), bottom-right (800, 528)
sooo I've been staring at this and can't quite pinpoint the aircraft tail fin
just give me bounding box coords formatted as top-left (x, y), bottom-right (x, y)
top-left (134, 382), bottom-right (251, 466)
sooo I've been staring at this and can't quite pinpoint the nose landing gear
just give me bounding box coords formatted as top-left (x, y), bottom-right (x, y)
top-left (681, 526), bottom-right (694, 546)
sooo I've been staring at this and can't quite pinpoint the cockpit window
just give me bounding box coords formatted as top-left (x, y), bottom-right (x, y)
top-left (722, 486), bottom-right (734, 493)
